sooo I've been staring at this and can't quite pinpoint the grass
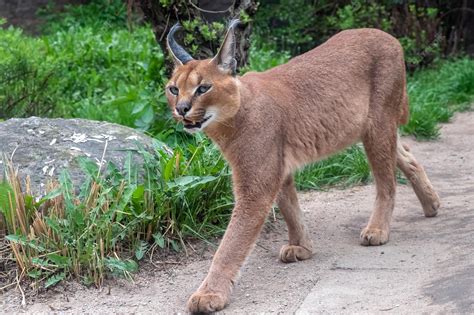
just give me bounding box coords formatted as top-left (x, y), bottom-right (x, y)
top-left (1, 0), bottom-right (474, 290)
top-left (295, 145), bottom-right (370, 190)
top-left (402, 58), bottom-right (474, 138)
top-left (1, 137), bottom-right (232, 287)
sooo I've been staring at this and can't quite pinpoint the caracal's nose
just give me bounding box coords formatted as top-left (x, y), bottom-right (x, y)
top-left (176, 101), bottom-right (191, 116)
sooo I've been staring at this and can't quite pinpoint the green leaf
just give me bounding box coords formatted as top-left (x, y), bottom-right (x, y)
top-left (131, 102), bottom-right (146, 114)
top-left (81, 275), bottom-right (94, 286)
top-left (77, 156), bottom-right (99, 178)
top-left (59, 170), bottom-right (74, 210)
top-left (6, 235), bottom-right (46, 252)
top-left (48, 254), bottom-right (70, 267)
top-left (140, 105), bottom-right (154, 124)
top-left (105, 257), bottom-right (138, 273)
top-left (0, 181), bottom-right (15, 215)
top-left (24, 194), bottom-right (34, 210)
top-left (45, 272), bottom-right (66, 288)
top-left (33, 188), bottom-right (62, 208)
top-left (153, 232), bottom-right (165, 249)
top-left (115, 184), bottom-right (136, 212)
top-left (32, 257), bottom-right (50, 267)
top-left (132, 185), bottom-right (145, 201)
top-left (168, 176), bottom-right (196, 187)
top-left (170, 239), bottom-right (180, 252)
top-left (163, 155), bottom-right (176, 181)
top-left (104, 94), bottom-right (136, 107)
top-left (134, 240), bottom-right (148, 260)
top-left (44, 217), bottom-right (61, 234)
top-left (70, 208), bottom-right (85, 228)
top-left (152, 139), bottom-right (173, 156)
top-left (28, 269), bottom-right (42, 279)
top-left (167, 176), bottom-right (216, 190)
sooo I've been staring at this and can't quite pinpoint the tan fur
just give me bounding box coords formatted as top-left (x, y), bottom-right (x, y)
top-left (165, 27), bottom-right (440, 313)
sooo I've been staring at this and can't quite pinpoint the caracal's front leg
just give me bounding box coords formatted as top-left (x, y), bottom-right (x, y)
top-left (277, 175), bottom-right (313, 262)
top-left (187, 164), bottom-right (281, 313)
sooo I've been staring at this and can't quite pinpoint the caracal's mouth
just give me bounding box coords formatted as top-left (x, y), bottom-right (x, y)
top-left (183, 114), bottom-right (213, 132)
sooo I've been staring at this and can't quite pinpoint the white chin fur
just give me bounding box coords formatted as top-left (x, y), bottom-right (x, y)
top-left (183, 114), bottom-right (215, 134)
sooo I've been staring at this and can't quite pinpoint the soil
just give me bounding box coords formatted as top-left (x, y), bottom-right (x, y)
top-left (2, 111), bottom-right (473, 314)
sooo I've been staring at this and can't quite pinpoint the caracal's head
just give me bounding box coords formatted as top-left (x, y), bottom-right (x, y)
top-left (165, 20), bottom-right (241, 133)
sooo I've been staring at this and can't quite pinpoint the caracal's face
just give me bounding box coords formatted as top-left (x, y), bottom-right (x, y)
top-left (165, 60), bottom-right (240, 133)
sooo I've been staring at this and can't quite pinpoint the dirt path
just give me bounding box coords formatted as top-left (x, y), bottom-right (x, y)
top-left (2, 111), bottom-right (473, 314)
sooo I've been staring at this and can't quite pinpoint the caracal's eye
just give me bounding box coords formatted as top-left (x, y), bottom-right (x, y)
top-left (196, 84), bottom-right (212, 95)
top-left (168, 86), bottom-right (179, 96)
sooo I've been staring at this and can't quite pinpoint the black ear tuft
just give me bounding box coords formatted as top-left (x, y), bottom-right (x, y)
top-left (167, 23), bottom-right (194, 65)
top-left (212, 19), bottom-right (242, 74)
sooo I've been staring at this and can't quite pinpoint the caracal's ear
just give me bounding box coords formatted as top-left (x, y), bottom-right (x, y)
top-left (212, 19), bottom-right (241, 75)
top-left (166, 23), bottom-right (194, 66)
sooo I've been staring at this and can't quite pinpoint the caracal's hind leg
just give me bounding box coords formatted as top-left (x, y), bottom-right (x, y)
top-left (277, 175), bottom-right (313, 262)
top-left (360, 122), bottom-right (398, 246)
top-left (396, 139), bottom-right (440, 217)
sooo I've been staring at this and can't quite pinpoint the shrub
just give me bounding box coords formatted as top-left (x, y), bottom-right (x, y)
top-left (0, 24), bottom-right (171, 133)
top-left (243, 44), bottom-right (291, 73)
top-left (254, 0), bottom-right (445, 69)
top-left (38, 0), bottom-right (132, 33)
top-left (0, 21), bottom-right (57, 118)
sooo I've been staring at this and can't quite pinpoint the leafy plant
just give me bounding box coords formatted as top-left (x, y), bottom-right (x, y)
top-left (0, 138), bottom-right (233, 288)
top-left (0, 24), bottom-right (169, 131)
top-left (327, 0), bottom-right (392, 31)
top-left (38, 0), bottom-right (132, 34)
top-left (253, 0), bottom-right (323, 56)
top-left (181, 19), bottom-right (226, 56)
top-left (254, 0), bottom-right (444, 69)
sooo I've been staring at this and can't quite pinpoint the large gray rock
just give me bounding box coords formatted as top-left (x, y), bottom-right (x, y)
top-left (0, 117), bottom-right (154, 196)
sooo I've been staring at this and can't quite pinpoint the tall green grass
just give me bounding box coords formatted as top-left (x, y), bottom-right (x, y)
top-left (402, 58), bottom-right (474, 138)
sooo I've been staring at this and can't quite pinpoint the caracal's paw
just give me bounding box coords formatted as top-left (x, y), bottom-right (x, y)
top-left (187, 290), bottom-right (228, 314)
top-left (279, 244), bottom-right (313, 263)
top-left (360, 227), bottom-right (389, 246)
top-left (422, 193), bottom-right (440, 218)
